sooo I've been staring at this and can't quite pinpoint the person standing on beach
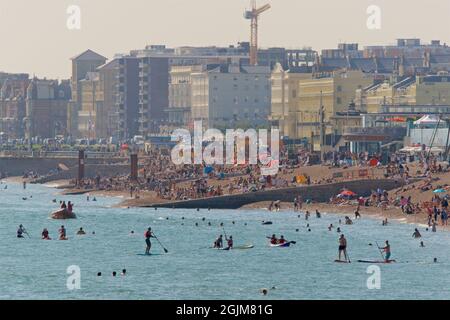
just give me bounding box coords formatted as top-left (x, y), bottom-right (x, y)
top-left (338, 234), bottom-right (348, 262)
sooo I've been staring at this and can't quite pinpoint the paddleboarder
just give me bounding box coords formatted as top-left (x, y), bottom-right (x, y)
top-left (338, 234), bottom-right (349, 262)
top-left (145, 227), bottom-right (155, 255)
top-left (213, 235), bottom-right (224, 249)
top-left (379, 240), bottom-right (391, 262)
top-left (225, 235), bottom-right (233, 250)
top-left (17, 225), bottom-right (25, 238)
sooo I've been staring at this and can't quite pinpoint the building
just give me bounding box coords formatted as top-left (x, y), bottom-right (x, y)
top-left (191, 63), bottom-right (271, 129)
top-left (115, 55), bottom-right (139, 140)
top-left (168, 65), bottom-right (203, 128)
top-left (137, 56), bottom-right (169, 136)
top-left (270, 63), bottom-right (313, 137)
top-left (25, 79), bottom-right (71, 139)
top-left (0, 73), bottom-right (30, 138)
top-left (294, 69), bottom-right (373, 144)
top-left (68, 50), bottom-right (107, 138)
top-left (358, 74), bottom-right (450, 114)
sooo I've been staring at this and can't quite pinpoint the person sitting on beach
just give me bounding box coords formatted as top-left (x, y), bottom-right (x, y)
top-left (42, 228), bottom-right (51, 240)
top-left (213, 235), bottom-right (223, 249)
top-left (412, 228), bottom-right (422, 238)
top-left (76, 227), bottom-right (86, 235)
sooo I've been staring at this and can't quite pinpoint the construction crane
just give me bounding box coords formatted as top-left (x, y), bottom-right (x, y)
top-left (244, 0), bottom-right (271, 66)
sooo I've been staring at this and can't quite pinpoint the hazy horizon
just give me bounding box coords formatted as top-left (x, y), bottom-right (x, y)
top-left (0, 0), bottom-right (449, 79)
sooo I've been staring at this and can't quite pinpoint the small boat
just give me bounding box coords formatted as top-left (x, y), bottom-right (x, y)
top-left (270, 241), bottom-right (294, 248)
top-left (51, 208), bottom-right (76, 220)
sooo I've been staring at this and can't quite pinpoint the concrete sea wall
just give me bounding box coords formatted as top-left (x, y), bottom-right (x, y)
top-left (148, 179), bottom-right (407, 209)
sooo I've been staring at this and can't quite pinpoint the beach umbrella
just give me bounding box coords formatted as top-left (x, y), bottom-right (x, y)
top-left (433, 189), bottom-right (446, 194)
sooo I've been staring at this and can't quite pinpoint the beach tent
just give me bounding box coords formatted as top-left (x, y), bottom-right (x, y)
top-left (413, 115), bottom-right (440, 125)
top-left (340, 190), bottom-right (357, 197)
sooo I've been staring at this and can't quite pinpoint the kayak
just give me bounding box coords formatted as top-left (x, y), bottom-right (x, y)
top-left (270, 242), bottom-right (293, 248)
top-left (334, 260), bottom-right (351, 263)
top-left (357, 260), bottom-right (396, 264)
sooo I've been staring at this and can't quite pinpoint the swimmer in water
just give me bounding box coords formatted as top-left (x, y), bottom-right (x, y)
top-left (412, 228), bottom-right (422, 238)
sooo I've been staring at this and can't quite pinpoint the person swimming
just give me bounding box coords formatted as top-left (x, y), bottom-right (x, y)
top-left (412, 228), bottom-right (422, 238)
top-left (59, 225), bottom-right (67, 240)
top-left (76, 227), bottom-right (86, 235)
top-left (41, 228), bottom-right (51, 240)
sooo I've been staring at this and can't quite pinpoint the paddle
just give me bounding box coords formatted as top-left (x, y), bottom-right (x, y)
top-left (375, 241), bottom-right (385, 260)
top-left (153, 233), bottom-right (169, 253)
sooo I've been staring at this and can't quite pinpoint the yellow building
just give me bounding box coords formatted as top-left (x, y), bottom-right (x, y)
top-left (359, 74), bottom-right (450, 114)
top-left (270, 63), bottom-right (312, 137)
top-left (295, 69), bottom-right (372, 140)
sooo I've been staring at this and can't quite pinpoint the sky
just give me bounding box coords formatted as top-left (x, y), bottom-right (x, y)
top-left (0, 0), bottom-right (449, 79)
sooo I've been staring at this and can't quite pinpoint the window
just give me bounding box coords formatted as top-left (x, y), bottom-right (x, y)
top-left (337, 85), bottom-right (342, 92)
top-left (292, 90), bottom-right (297, 98)
top-left (336, 97), bottom-right (342, 104)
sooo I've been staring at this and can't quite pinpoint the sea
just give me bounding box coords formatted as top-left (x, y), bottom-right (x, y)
top-left (0, 181), bottom-right (449, 300)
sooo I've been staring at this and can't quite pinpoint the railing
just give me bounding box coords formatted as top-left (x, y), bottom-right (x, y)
top-left (0, 150), bottom-right (126, 159)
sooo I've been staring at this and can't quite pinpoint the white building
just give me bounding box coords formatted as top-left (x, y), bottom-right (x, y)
top-left (190, 64), bottom-right (271, 129)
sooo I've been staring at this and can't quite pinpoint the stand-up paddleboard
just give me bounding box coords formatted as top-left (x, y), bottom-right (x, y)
top-left (357, 260), bottom-right (396, 264)
top-left (136, 253), bottom-right (164, 256)
top-left (270, 241), bottom-right (294, 248)
top-left (334, 260), bottom-right (351, 263)
top-left (211, 244), bottom-right (255, 251)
